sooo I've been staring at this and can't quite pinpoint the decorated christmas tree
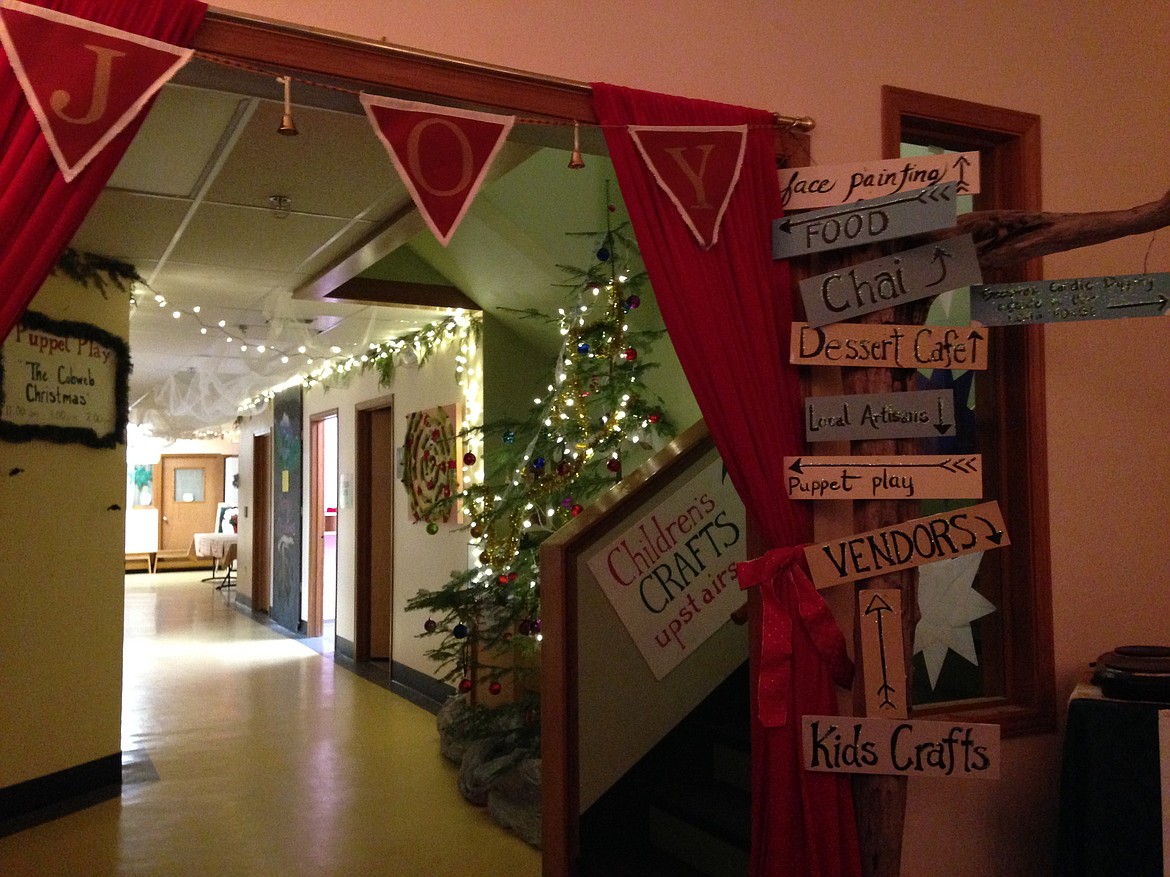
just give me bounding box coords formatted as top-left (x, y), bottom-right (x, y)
top-left (407, 202), bottom-right (675, 758)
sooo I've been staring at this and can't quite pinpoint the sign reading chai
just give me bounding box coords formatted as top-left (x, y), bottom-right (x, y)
top-left (802, 715), bottom-right (1000, 780)
top-left (586, 455), bottom-right (746, 680)
top-left (0, 310), bottom-right (128, 448)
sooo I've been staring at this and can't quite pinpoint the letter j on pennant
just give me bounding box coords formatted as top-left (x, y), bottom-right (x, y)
top-left (0, 0), bottom-right (195, 182)
top-left (627, 126), bottom-right (747, 249)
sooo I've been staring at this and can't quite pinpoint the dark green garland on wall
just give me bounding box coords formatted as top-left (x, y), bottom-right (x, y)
top-left (52, 248), bottom-right (141, 297)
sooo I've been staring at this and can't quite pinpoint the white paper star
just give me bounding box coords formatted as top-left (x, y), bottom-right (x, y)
top-left (914, 551), bottom-right (997, 689)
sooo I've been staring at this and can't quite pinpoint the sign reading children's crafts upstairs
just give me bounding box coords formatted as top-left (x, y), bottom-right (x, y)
top-left (0, 310), bottom-right (128, 448)
top-left (586, 455), bottom-right (746, 680)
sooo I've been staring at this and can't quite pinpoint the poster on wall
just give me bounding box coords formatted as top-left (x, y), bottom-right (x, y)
top-left (271, 386), bottom-right (303, 633)
top-left (0, 309), bottom-right (129, 448)
top-left (401, 403), bottom-right (461, 527)
top-left (586, 454), bottom-right (746, 680)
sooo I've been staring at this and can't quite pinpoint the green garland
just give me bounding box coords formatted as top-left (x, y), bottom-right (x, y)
top-left (53, 248), bottom-right (141, 297)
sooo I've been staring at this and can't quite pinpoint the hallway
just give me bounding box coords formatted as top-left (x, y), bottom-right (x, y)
top-left (0, 572), bottom-right (542, 877)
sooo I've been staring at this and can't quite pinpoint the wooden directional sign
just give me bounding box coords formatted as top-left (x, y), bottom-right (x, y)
top-left (773, 182), bottom-right (959, 259)
top-left (804, 500), bottom-right (1008, 588)
top-left (806, 390), bottom-right (956, 443)
top-left (858, 589), bottom-right (908, 718)
top-left (801, 715), bottom-right (1000, 780)
top-left (785, 454), bottom-right (981, 501)
top-left (799, 234), bottom-right (982, 327)
top-left (780, 151), bottom-right (980, 210)
top-left (971, 272), bottom-right (1170, 326)
top-left (791, 322), bottom-right (989, 371)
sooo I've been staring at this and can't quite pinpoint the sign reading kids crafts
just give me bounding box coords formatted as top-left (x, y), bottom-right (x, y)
top-left (587, 455), bottom-right (746, 680)
top-left (0, 310), bottom-right (129, 448)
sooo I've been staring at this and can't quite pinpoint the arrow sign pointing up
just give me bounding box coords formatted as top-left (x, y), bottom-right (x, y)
top-left (774, 181), bottom-right (960, 259)
top-left (859, 589), bottom-right (907, 717)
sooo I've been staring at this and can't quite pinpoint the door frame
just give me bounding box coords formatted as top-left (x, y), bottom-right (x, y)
top-left (250, 431), bottom-right (272, 613)
top-left (307, 410), bottom-right (338, 638)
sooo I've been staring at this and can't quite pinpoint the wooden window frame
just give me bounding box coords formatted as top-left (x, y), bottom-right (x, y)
top-left (882, 86), bottom-right (1056, 736)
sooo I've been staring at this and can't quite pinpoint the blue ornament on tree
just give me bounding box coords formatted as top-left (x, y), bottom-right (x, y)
top-left (577, 342), bottom-right (590, 355)
top-left (453, 623), bottom-right (469, 639)
top-left (503, 430), bottom-right (515, 444)
top-left (596, 246), bottom-right (610, 262)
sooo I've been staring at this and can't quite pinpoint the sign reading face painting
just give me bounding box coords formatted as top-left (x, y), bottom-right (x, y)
top-left (587, 455), bottom-right (746, 680)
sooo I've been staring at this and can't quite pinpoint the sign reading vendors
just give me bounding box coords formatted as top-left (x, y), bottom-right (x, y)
top-left (587, 455), bottom-right (746, 680)
top-left (0, 310), bottom-right (129, 448)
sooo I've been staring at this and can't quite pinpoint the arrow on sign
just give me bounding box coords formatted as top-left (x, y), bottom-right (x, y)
top-left (774, 184), bottom-right (954, 236)
top-left (974, 513), bottom-right (1006, 545)
top-left (788, 456), bottom-right (978, 475)
top-left (926, 246), bottom-right (954, 288)
top-left (935, 397), bottom-right (953, 435)
top-left (864, 592), bottom-right (899, 710)
top-left (1107, 295), bottom-right (1169, 314)
top-left (953, 154), bottom-right (972, 193)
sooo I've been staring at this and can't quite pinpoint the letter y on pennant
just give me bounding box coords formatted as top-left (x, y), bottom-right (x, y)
top-left (0, 0), bottom-right (194, 182)
top-left (627, 126), bottom-right (747, 249)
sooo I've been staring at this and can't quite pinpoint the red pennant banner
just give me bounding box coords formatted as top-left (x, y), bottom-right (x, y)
top-left (0, 0), bottom-right (194, 182)
top-left (627, 125), bottom-right (748, 250)
top-left (361, 94), bottom-right (515, 246)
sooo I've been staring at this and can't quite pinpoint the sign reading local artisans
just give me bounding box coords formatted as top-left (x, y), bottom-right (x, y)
top-left (785, 455), bottom-right (981, 501)
top-left (805, 389), bottom-right (957, 442)
top-left (780, 151), bottom-right (980, 210)
top-left (772, 182), bottom-right (959, 259)
top-left (586, 454), bottom-right (746, 680)
top-left (0, 310), bottom-right (129, 448)
top-left (798, 234), bottom-right (982, 327)
top-left (801, 715), bottom-right (1000, 780)
top-left (970, 272), bottom-right (1170, 326)
top-left (790, 322), bottom-right (989, 370)
top-left (804, 500), bottom-right (1008, 588)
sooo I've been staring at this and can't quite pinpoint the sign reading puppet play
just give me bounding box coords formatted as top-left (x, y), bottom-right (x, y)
top-left (587, 455), bottom-right (746, 679)
top-left (0, 311), bottom-right (129, 448)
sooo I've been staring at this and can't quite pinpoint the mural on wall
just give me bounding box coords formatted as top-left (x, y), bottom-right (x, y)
top-left (401, 403), bottom-right (461, 531)
top-left (271, 386), bottom-right (303, 633)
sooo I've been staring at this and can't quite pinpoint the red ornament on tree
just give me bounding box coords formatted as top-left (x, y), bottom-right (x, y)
top-left (463, 451), bottom-right (476, 465)
top-left (458, 678), bottom-right (472, 693)
top-left (571, 504), bottom-right (583, 516)
top-left (489, 681), bottom-right (502, 696)
top-left (606, 458), bottom-right (621, 473)
top-left (623, 347), bottom-right (637, 361)
top-left (648, 412), bottom-right (661, 423)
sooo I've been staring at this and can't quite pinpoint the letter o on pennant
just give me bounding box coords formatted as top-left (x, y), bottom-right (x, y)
top-left (406, 118), bottom-right (475, 197)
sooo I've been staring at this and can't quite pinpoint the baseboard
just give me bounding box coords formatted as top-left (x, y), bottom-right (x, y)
top-left (0, 752), bottom-right (121, 838)
top-left (335, 635), bottom-right (355, 661)
top-left (390, 660), bottom-right (455, 714)
top-left (235, 592), bottom-right (253, 610)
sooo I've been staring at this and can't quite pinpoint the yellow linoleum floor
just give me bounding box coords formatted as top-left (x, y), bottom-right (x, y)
top-left (0, 572), bottom-right (542, 877)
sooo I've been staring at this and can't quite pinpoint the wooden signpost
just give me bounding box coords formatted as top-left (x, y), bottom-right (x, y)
top-left (805, 389), bottom-right (957, 442)
top-left (773, 182), bottom-right (960, 259)
top-left (798, 234), bottom-right (983, 327)
top-left (859, 589), bottom-right (908, 717)
top-left (970, 271), bottom-right (1170, 326)
top-left (803, 499), bottom-right (1008, 589)
top-left (791, 322), bottom-right (989, 370)
top-left (801, 715), bottom-right (1000, 780)
top-left (780, 151), bottom-right (980, 210)
top-left (785, 454), bottom-right (981, 501)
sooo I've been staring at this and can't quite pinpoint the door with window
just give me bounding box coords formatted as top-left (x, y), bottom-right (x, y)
top-left (160, 454), bottom-right (225, 553)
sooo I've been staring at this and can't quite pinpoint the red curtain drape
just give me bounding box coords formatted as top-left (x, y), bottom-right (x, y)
top-left (593, 83), bottom-right (861, 877)
top-left (0, 0), bottom-right (207, 341)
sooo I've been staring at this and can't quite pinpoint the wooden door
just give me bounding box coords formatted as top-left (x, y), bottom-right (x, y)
top-left (356, 401), bottom-right (394, 662)
top-left (160, 454), bottom-right (225, 553)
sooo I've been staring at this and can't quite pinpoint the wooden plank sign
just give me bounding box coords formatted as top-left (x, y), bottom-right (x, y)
top-left (806, 389), bottom-right (957, 442)
top-left (804, 500), bottom-right (1008, 588)
top-left (773, 182), bottom-right (959, 259)
top-left (791, 322), bottom-right (989, 371)
top-left (859, 589), bottom-right (908, 717)
top-left (802, 716), bottom-right (1000, 779)
top-left (799, 234), bottom-right (982, 327)
top-left (971, 272), bottom-right (1170, 326)
top-left (779, 152), bottom-right (980, 210)
top-left (785, 455), bottom-right (981, 501)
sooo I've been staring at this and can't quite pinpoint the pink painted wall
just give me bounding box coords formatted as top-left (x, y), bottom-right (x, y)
top-left (217, 2), bottom-right (1170, 873)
